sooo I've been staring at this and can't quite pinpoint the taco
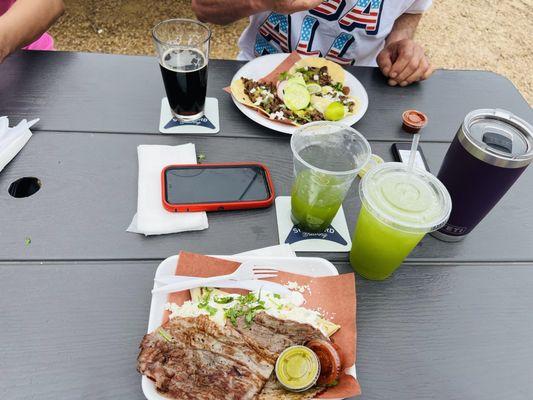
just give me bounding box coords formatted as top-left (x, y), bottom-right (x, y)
top-left (231, 57), bottom-right (360, 126)
top-left (288, 57), bottom-right (345, 85)
top-left (230, 77), bottom-right (294, 123)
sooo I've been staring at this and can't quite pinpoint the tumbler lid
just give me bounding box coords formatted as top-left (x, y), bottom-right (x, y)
top-left (459, 109), bottom-right (533, 168)
top-left (360, 162), bottom-right (452, 234)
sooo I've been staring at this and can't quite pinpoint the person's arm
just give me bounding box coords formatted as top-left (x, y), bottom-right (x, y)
top-left (0, 0), bottom-right (65, 63)
top-left (192, 0), bottom-right (322, 25)
top-left (376, 13), bottom-right (433, 86)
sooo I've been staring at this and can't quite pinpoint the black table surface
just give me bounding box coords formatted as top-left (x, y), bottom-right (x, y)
top-left (0, 50), bottom-right (531, 142)
top-left (1, 130), bottom-right (533, 262)
top-left (1, 260), bottom-right (532, 400)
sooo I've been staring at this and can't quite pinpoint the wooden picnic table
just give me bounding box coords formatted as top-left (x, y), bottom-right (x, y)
top-left (0, 50), bottom-right (532, 400)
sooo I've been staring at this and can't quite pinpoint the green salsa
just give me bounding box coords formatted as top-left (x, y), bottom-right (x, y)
top-left (275, 346), bottom-right (320, 392)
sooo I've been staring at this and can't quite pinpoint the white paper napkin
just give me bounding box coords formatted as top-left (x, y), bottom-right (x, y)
top-left (127, 144), bottom-right (208, 235)
top-left (0, 117), bottom-right (37, 173)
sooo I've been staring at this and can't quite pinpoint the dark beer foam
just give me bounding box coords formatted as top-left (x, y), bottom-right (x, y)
top-left (161, 48), bottom-right (207, 73)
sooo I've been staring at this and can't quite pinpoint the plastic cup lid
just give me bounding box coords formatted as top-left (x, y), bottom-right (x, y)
top-left (360, 162), bottom-right (452, 233)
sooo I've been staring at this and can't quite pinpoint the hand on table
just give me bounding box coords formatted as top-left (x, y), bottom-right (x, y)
top-left (267, 0), bottom-right (324, 14)
top-left (377, 39), bottom-right (433, 87)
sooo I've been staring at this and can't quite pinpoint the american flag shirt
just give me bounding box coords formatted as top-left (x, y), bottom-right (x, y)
top-left (237, 0), bottom-right (432, 66)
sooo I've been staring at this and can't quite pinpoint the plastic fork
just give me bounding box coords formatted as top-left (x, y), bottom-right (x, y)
top-left (153, 276), bottom-right (292, 297)
top-left (151, 261), bottom-right (278, 294)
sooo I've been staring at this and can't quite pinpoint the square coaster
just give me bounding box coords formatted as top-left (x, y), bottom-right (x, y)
top-left (159, 97), bottom-right (220, 134)
top-left (275, 196), bottom-right (352, 252)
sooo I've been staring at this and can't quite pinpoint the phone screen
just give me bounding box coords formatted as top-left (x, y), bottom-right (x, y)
top-left (164, 165), bottom-right (271, 205)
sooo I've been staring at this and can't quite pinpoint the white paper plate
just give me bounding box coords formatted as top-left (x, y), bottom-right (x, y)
top-left (230, 53), bottom-right (369, 134)
top-left (141, 254), bottom-right (356, 400)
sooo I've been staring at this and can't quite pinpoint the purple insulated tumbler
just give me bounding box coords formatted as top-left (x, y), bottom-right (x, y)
top-left (432, 109), bottom-right (533, 241)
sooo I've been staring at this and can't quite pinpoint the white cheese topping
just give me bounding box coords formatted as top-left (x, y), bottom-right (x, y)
top-left (166, 289), bottom-right (329, 335)
top-left (269, 111), bottom-right (285, 120)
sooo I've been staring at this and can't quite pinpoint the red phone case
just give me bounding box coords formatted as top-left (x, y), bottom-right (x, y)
top-left (161, 162), bottom-right (275, 212)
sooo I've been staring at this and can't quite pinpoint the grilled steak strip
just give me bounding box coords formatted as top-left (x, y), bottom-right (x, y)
top-left (235, 312), bottom-right (327, 360)
top-left (138, 316), bottom-right (270, 400)
top-left (138, 313), bottom-right (329, 400)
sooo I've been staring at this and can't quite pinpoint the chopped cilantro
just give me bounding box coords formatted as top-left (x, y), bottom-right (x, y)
top-left (333, 82), bottom-right (343, 92)
top-left (205, 305), bottom-right (218, 316)
top-left (201, 288), bottom-right (213, 301)
top-left (24, 237), bottom-right (31, 246)
top-left (245, 312), bottom-right (254, 325)
top-left (224, 292), bottom-right (266, 328)
top-left (326, 380), bottom-right (339, 387)
top-left (157, 328), bottom-right (173, 342)
top-left (224, 307), bottom-right (241, 327)
top-left (239, 292), bottom-right (257, 305)
top-left (197, 288), bottom-right (215, 310)
top-left (213, 296), bottom-right (234, 304)
top-left (278, 71), bottom-right (289, 81)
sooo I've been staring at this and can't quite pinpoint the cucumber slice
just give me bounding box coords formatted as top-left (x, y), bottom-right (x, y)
top-left (284, 82), bottom-right (310, 111)
top-left (306, 83), bottom-right (321, 94)
top-left (287, 75), bottom-right (307, 87)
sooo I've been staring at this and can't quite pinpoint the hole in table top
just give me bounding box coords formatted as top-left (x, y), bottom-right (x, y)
top-left (8, 177), bottom-right (41, 198)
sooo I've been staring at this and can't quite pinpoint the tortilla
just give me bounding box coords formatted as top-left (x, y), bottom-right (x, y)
top-left (230, 77), bottom-right (300, 126)
top-left (288, 57), bottom-right (345, 85)
top-left (230, 78), bottom-right (262, 109)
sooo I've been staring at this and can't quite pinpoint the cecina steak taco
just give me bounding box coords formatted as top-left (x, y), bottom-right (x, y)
top-left (231, 57), bottom-right (360, 126)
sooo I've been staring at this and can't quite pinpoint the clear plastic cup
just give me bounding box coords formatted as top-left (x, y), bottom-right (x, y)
top-left (350, 162), bottom-right (452, 280)
top-left (290, 122), bottom-right (371, 232)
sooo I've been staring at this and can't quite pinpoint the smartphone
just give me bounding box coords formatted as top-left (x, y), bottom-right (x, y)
top-left (391, 143), bottom-right (430, 172)
top-left (161, 162), bottom-right (275, 212)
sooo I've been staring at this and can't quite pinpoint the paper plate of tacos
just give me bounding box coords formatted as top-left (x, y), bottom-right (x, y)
top-left (229, 52), bottom-right (369, 134)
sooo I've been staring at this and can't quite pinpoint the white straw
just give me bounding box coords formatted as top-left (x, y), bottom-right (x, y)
top-left (407, 133), bottom-right (420, 172)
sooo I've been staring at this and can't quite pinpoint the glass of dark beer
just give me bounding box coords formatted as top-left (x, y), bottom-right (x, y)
top-left (152, 19), bottom-right (211, 121)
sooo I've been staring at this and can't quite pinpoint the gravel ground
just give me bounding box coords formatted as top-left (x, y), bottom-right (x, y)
top-left (49, 0), bottom-right (532, 104)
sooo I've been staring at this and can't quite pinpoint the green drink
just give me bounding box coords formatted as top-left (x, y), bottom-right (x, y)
top-left (290, 122), bottom-right (371, 232)
top-left (291, 168), bottom-right (349, 232)
top-left (350, 162), bottom-right (451, 280)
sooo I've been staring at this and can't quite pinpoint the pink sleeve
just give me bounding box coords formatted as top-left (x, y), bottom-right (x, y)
top-left (23, 33), bottom-right (55, 51)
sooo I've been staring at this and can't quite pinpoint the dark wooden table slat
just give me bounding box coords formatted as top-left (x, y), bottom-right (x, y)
top-left (1, 51), bottom-right (531, 141)
top-left (1, 131), bottom-right (532, 263)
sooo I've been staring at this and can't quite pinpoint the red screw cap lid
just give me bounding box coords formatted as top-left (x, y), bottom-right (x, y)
top-left (402, 110), bottom-right (428, 133)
